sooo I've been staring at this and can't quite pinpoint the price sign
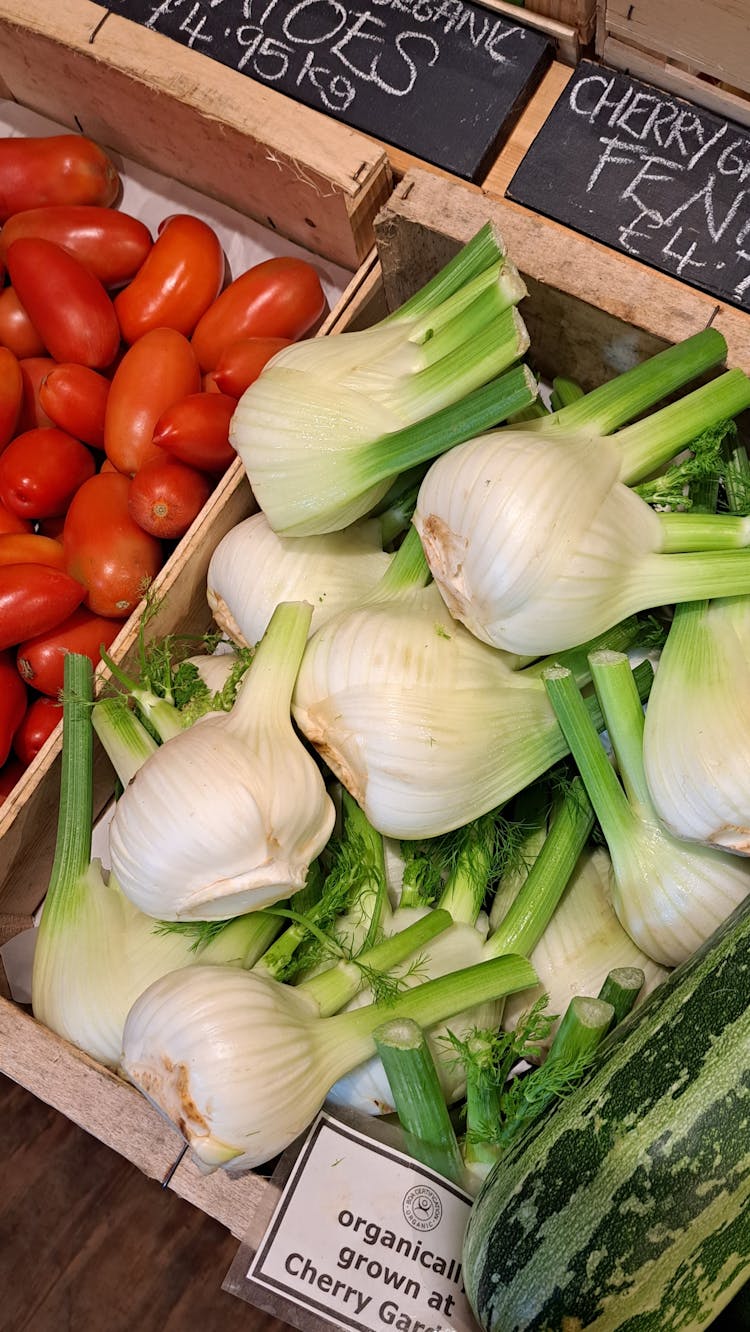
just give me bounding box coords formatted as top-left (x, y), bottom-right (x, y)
top-left (507, 59), bottom-right (750, 311)
top-left (110, 0), bottom-right (551, 182)
top-left (225, 1110), bottom-right (480, 1332)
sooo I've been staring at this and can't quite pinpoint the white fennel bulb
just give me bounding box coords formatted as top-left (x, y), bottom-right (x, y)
top-left (501, 846), bottom-right (668, 1045)
top-left (121, 953), bottom-right (537, 1171)
top-left (643, 597), bottom-right (750, 853)
top-left (183, 650), bottom-right (240, 693)
top-left (207, 511), bottom-right (390, 646)
top-left (293, 532), bottom-right (633, 839)
top-left (544, 654), bottom-right (750, 967)
top-left (31, 654), bottom-right (199, 1068)
top-left (34, 859), bottom-right (197, 1069)
top-left (415, 426), bottom-right (750, 657)
top-left (109, 602), bottom-right (335, 920)
top-left (231, 224), bottom-right (534, 535)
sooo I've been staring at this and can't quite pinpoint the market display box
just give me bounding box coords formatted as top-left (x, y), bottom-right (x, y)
top-left (439, 61), bottom-right (750, 379)
top-left (2, 0), bottom-right (750, 1257)
top-left (3, 154), bottom-right (750, 1240)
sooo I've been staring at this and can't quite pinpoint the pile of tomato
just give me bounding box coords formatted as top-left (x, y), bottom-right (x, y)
top-left (0, 132), bottom-right (328, 803)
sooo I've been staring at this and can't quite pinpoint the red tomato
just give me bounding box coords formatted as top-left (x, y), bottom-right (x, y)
top-left (213, 337), bottom-right (292, 398)
top-left (152, 392), bottom-right (236, 473)
top-left (18, 357), bottom-right (58, 431)
top-left (0, 649), bottom-right (27, 764)
top-left (63, 473), bottom-right (163, 618)
top-left (17, 605), bottom-right (120, 696)
top-left (0, 427), bottom-right (96, 520)
top-left (0, 347), bottom-right (23, 451)
top-left (7, 238), bottom-right (121, 369)
top-left (191, 258), bottom-right (326, 371)
top-left (114, 215), bottom-right (224, 344)
top-left (39, 364), bottom-right (110, 449)
top-left (0, 533), bottom-right (65, 570)
top-left (104, 327), bottom-right (200, 475)
top-left (13, 696), bottom-right (62, 766)
top-left (0, 136), bottom-right (120, 221)
top-left (128, 458), bottom-right (212, 539)
top-left (0, 755), bottom-right (25, 804)
top-left (0, 287), bottom-right (46, 359)
top-left (0, 499), bottom-right (32, 535)
top-left (0, 206), bottom-right (152, 288)
top-left (0, 564), bottom-right (85, 650)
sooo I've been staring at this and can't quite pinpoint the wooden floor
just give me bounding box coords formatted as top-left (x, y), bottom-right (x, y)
top-left (4, 1072), bottom-right (749, 1332)
top-left (0, 1073), bottom-right (287, 1332)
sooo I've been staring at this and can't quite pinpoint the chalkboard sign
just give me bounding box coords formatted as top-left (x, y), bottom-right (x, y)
top-left (111, 0), bottom-right (551, 182)
top-left (507, 59), bottom-right (750, 312)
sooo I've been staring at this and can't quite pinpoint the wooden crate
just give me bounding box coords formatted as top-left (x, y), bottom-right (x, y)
top-left (3, 162), bottom-right (749, 1242)
top-left (515, 0), bottom-right (595, 46)
top-left (0, 0), bottom-right (393, 270)
top-left (395, 65), bottom-right (750, 381)
top-left (595, 0), bottom-right (750, 129)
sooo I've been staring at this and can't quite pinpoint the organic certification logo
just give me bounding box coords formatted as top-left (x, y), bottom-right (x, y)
top-left (402, 1184), bottom-right (443, 1232)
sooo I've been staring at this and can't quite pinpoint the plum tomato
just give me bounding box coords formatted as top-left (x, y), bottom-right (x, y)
top-left (190, 257), bottom-right (326, 371)
top-left (63, 473), bottom-right (163, 618)
top-left (0, 427), bottom-right (96, 520)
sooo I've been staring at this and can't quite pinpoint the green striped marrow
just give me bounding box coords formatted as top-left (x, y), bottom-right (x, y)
top-left (463, 895), bottom-right (750, 1331)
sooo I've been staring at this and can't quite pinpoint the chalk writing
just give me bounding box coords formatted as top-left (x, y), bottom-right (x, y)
top-left (508, 60), bottom-right (750, 311)
top-left (112, 0), bottom-right (551, 181)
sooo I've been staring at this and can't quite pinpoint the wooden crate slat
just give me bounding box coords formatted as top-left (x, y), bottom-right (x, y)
top-left (0, 998), bottom-right (266, 1235)
top-left (0, 0), bottom-right (392, 268)
top-left (599, 35), bottom-right (750, 130)
top-left (601, 0), bottom-right (750, 102)
top-left (523, 0), bottom-right (595, 43)
top-left (477, 0), bottom-right (581, 62)
top-left (374, 167), bottom-right (750, 384)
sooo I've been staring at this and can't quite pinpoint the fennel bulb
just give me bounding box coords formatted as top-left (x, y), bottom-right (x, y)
top-left (415, 425), bottom-right (750, 657)
top-left (120, 952), bottom-right (537, 1171)
top-left (231, 224), bottom-right (536, 535)
top-left (501, 846), bottom-right (668, 1046)
top-left (31, 654), bottom-right (198, 1068)
top-left (293, 532), bottom-right (641, 839)
top-left (109, 602), bottom-right (335, 921)
top-left (544, 653), bottom-right (750, 967)
top-left (207, 512), bottom-right (390, 647)
top-left (643, 598), bottom-right (750, 853)
top-left (34, 860), bottom-right (198, 1069)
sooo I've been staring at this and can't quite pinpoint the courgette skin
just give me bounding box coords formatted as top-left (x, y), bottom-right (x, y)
top-left (463, 895), bottom-right (750, 1332)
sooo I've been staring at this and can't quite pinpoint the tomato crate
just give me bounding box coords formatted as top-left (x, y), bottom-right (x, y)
top-left (0, 0), bottom-right (392, 269)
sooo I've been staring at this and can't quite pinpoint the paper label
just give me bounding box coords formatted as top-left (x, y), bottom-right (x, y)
top-left (245, 1112), bottom-right (480, 1332)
